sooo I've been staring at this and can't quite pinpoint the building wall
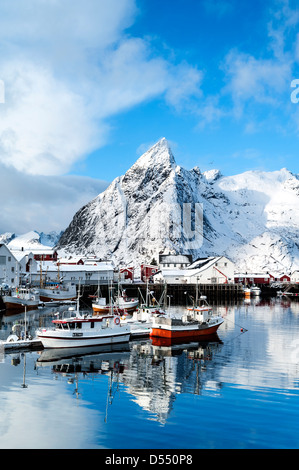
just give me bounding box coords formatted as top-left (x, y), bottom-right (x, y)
top-left (29, 265), bottom-right (114, 285)
top-left (186, 258), bottom-right (235, 284)
top-left (0, 245), bottom-right (19, 286)
top-left (291, 271), bottom-right (299, 283)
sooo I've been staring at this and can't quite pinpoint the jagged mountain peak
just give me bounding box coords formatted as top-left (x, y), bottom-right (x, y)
top-left (130, 138), bottom-right (176, 172)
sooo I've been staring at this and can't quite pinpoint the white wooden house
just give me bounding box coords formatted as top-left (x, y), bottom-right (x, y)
top-left (154, 256), bottom-right (235, 284)
top-left (0, 244), bottom-right (20, 287)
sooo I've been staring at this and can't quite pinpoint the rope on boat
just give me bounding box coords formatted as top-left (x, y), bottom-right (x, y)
top-left (222, 315), bottom-right (248, 333)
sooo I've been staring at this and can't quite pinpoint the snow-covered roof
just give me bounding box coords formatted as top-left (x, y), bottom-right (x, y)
top-left (187, 256), bottom-right (222, 270)
top-left (235, 273), bottom-right (271, 278)
top-left (36, 261), bottom-right (114, 272)
top-left (159, 254), bottom-right (192, 264)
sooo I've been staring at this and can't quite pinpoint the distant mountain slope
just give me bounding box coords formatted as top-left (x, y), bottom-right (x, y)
top-left (56, 138), bottom-right (299, 273)
top-left (4, 230), bottom-right (63, 250)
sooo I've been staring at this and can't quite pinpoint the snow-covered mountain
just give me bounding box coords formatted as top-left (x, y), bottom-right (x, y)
top-left (56, 138), bottom-right (299, 273)
top-left (3, 230), bottom-right (63, 250)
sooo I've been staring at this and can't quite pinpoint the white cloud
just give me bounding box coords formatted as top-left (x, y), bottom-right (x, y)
top-left (0, 163), bottom-right (109, 233)
top-left (0, 0), bottom-right (204, 234)
top-left (0, 0), bottom-right (203, 177)
top-left (222, 50), bottom-right (291, 116)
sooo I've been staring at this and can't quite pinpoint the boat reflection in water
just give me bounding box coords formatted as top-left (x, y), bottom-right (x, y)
top-left (122, 335), bottom-right (223, 424)
top-left (35, 336), bottom-right (223, 425)
top-left (36, 342), bottom-right (130, 366)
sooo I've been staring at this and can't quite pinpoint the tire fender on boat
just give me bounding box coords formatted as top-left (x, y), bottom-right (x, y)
top-left (6, 334), bottom-right (19, 343)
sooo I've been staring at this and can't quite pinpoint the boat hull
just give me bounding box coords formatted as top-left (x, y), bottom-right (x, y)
top-left (36, 331), bottom-right (130, 349)
top-left (38, 284), bottom-right (77, 302)
top-left (117, 300), bottom-right (139, 312)
top-left (39, 295), bottom-right (77, 302)
top-left (92, 305), bottom-right (112, 314)
top-left (150, 320), bottom-right (223, 339)
top-left (3, 297), bottom-right (39, 310)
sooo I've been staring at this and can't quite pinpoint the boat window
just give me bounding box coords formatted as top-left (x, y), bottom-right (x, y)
top-left (75, 322), bottom-right (82, 329)
top-left (90, 322), bottom-right (94, 329)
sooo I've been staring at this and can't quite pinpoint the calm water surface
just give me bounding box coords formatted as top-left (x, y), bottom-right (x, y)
top-left (0, 297), bottom-right (298, 449)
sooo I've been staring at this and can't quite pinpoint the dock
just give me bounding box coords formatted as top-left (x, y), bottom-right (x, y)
top-left (82, 282), bottom-right (244, 305)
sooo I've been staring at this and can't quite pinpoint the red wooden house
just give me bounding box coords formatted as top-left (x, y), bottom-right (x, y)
top-left (141, 264), bottom-right (159, 282)
top-left (120, 267), bottom-right (134, 281)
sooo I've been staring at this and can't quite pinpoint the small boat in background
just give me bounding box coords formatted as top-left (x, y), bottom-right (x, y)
top-left (37, 282), bottom-right (77, 302)
top-left (92, 296), bottom-right (111, 314)
top-left (0, 310), bottom-right (42, 351)
top-left (2, 287), bottom-right (40, 311)
top-left (115, 290), bottom-right (139, 312)
top-left (120, 306), bottom-right (165, 338)
top-left (243, 287), bottom-right (251, 298)
top-left (92, 285), bottom-right (139, 315)
top-left (250, 285), bottom-right (261, 296)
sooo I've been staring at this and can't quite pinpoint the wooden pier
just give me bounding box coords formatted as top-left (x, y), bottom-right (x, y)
top-left (81, 282), bottom-right (244, 306)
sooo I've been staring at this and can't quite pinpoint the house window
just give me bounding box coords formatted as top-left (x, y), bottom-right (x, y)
top-left (0, 256), bottom-right (6, 265)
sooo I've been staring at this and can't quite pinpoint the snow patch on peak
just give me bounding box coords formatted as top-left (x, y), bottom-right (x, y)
top-left (131, 138), bottom-right (176, 171)
top-left (203, 169), bottom-right (222, 182)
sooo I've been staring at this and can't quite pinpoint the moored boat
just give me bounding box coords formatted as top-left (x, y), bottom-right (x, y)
top-left (92, 288), bottom-right (139, 315)
top-left (120, 306), bottom-right (166, 338)
top-left (116, 290), bottom-right (139, 312)
top-left (2, 287), bottom-right (40, 310)
top-left (243, 287), bottom-right (251, 298)
top-left (36, 312), bottom-right (131, 349)
top-left (92, 296), bottom-right (111, 314)
top-left (150, 306), bottom-right (224, 340)
top-left (37, 282), bottom-right (77, 302)
top-left (36, 287), bottom-right (131, 351)
top-left (250, 285), bottom-right (261, 296)
top-left (0, 335), bottom-right (42, 351)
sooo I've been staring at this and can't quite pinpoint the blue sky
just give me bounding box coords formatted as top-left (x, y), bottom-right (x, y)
top-left (68, 0), bottom-right (299, 180)
top-left (1, 0), bottom-right (299, 233)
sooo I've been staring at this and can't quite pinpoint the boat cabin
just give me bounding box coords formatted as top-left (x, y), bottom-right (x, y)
top-left (51, 315), bottom-right (119, 330)
top-left (183, 308), bottom-right (214, 323)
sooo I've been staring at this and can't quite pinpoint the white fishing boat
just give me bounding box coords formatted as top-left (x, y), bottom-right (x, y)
top-left (37, 282), bottom-right (77, 302)
top-left (92, 296), bottom-right (112, 314)
top-left (250, 285), bottom-right (261, 296)
top-left (120, 307), bottom-right (166, 338)
top-left (36, 311), bottom-right (131, 349)
top-left (150, 304), bottom-right (224, 340)
top-left (2, 287), bottom-right (40, 310)
top-left (0, 309), bottom-right (42, 351)
top-left (36, 289), bottom-right (130, 349)
top-left (1, 334), bottom-right (42, 351)
top-left (115, 290), bottom-right (139, 312)
top-left (92, 286), bottom-right (139, 315)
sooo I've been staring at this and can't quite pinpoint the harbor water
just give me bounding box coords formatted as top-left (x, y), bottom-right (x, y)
top-left (0, 296), bottom-right (298, 449)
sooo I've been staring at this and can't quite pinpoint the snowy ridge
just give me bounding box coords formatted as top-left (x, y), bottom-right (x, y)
top-left (56, 138), bottom-right (299, 273)
top-left (2, 230), bottom-right (63, 250)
